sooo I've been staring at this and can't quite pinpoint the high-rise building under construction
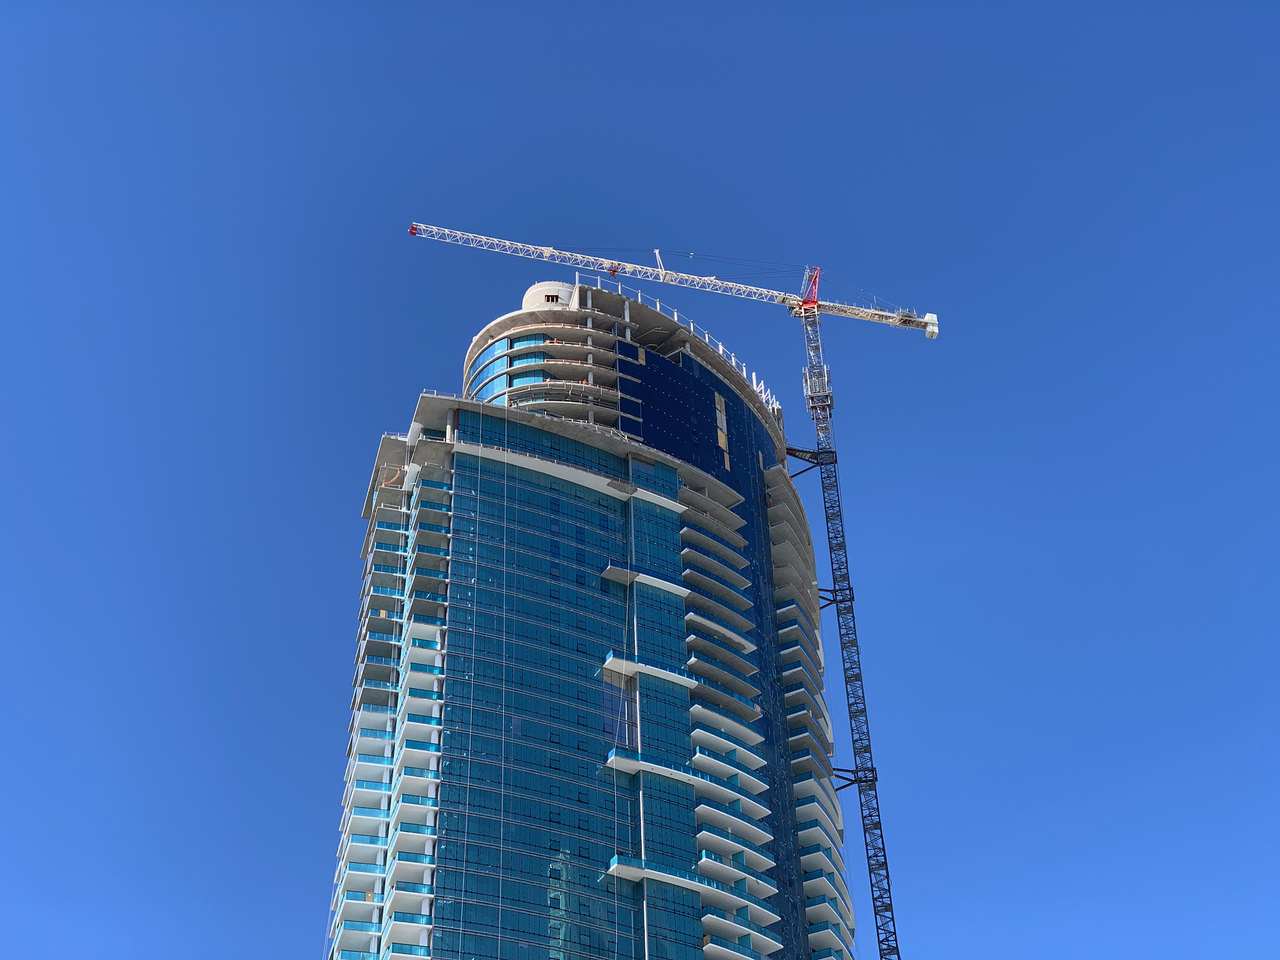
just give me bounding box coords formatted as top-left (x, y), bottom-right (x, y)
top-left (327, 281), bottom-right (853, 960)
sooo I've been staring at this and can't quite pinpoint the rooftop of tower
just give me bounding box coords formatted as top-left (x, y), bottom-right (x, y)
top-left (461, 279), bottom-right (787, 453)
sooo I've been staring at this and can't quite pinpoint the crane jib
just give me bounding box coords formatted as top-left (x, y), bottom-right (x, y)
top-left (408, 223), bottom-right (937, 338)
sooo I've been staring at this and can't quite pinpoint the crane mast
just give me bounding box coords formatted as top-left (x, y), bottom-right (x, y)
top-left (789, 267), bottom-right (901, 960)
top-left (408, 223), bottom-right (935, 960)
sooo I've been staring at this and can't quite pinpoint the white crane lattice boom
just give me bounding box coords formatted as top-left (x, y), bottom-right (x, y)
top-left (409, 223), bottom-right (938, 338)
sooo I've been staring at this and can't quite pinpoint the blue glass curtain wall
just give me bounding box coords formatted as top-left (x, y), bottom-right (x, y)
top-left (439, 454), bottom-right (643, 960)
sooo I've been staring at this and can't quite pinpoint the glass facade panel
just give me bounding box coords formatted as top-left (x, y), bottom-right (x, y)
top-left (474, 375), bottom-right (508, 402)
top-left (456, 410), bottom-right (628, 480)
top-left (468, 337), bottom-right (509, 381)
top-left (630, 457), bottom-right (679, 499)
top-left (437, 452), bottom-right (640, 960)
top-left (509, 371), bottom-right (549, 388)
top-left (509, 351), bottom-right (549, 367)
top-left (470, 354), bottom-right (509, 390)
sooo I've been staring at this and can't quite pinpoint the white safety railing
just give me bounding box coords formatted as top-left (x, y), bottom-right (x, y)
top-left (574, 272), bottom-right (782, 416)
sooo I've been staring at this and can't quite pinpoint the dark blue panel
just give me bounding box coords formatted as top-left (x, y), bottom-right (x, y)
top-left (616, 358), bottom-right (642, 382)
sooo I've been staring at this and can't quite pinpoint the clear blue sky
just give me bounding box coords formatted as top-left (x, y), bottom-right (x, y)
top-left (2, 4), bottom-right (1276, 958)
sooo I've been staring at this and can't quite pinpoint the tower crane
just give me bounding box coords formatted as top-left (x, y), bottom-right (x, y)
top-left (408, 222), bottom-right (937, 960)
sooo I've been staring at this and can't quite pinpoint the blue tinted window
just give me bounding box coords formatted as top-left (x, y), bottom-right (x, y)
top-left (468, 355), bottom-right (509, 394)
top-left (467, 338), bottom-right (508, 381)
top-left (509, 351), bottom-right (548, 367)
top-left (473, 376), bottom-right (507, 402)
top-left (630, 458), bottom-right (679, 498)
top-left (456, 411), bottom-right (627, 479)
top-left (509, 370), bottom-right (548, 388)
top-left (437, 453), bottom-right (641, 960)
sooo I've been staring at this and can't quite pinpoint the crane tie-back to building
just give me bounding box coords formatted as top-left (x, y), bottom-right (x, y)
top-left (408, 221), bottom-right (938, 960)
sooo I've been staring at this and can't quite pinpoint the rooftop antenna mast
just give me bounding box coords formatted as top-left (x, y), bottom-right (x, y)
top-left (408, 222), bottom-right (937, 960)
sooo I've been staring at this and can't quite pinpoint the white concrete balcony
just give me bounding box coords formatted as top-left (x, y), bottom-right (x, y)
top-left (687, 630), bottom-right (756, 677)
top-left (607, 856), bottom-right (779, 928)
top-left (692, 676), bottom-right (762, 726)
top-left (700, 906), bottom-right (784, 956)
top-left (779, 646), bottom-right (823, 695)
top-left (793, 792), bottom-right (841, 842)
top-left (389, 821), bottom-right (437, 858)
top-left (391, 766), bottom-right (440, 802)
top-left (396, 738), bottom-right (440, 771)
top-left (352, 725), bottom-right (395, 755)
top-left (601, 650), bottom-right (697, 690)
top-left (386, 881), bottom-right (434, 911)
top-left (685, 588), bottom-right (755, 635)
top-left (333, 919), bottom-right (380, 955)
top-left (340, 832), bottom-right (388, 869)
top-left (807, 919), bottom-right (855, 957)
top-left (765, 496), bottom-right (806, 540)
top-left (402, 636), bottom-right (445, 666)
top-left (695, 821), bottom-right (775, 874)
top-left (694, 796), bottom-right (773, 846)
top-left (801, 859), bottom-right (851, 909)
top-left (687, 652), bottom-right (761, 700)
top-left (680, 524), bottom-right (748, 570)
top-left (788, 746), bottom-right (834, 781)
top-left (682, 562), bottom-right (754, 611)
top-left (690, 699), bottom-right (762, 747)
top-left (780, 662), bottom-right (824, 710)
top-left (406, 565), bottom-right (447, 594)
top-left (686, 616), bottom-right (755, 661)
top-left (386, 827), bottom-right (433, 864)
top-left (605, 748), bottom-right (768, 820)
top-left (770, 558), bottom-right (810, 596)
top-left (793, 773), bottom-right (843, 830)
top-left (333, 852), bottom-right (383, 897)
top-left (380, 911), bottom-right (432, 954)
top-left (343, 804), bottom-right (389, 838)
top-left (696, 849), bottom-right (778, 899)
top-left (802, 870), bottom-right (841, 900)
top-left (397, 713), bottom-right (442, 744)
top-left (334, 887), bottom-right (383, 920)
top-left (400, 662), bottom-right (446, 695)
top-left (689, 723), bottom-right (767, 769)
top-left (796, 818), bottom-right (845, 862)
top-left (691, 746), bottom-right (768, 794)
top-left (799, 841), bottom-right (846, 877)
top-left (387, 849), bottom-right (435, 885)
top-left (678, 486), bottom-right (747, 533)
top-left (702, 933), bottom-right (762, 960)
top-left (351, 753), bottom-right (394, 782)
top-left (787, 721), bottom-right (832, 759)
top-left (786, 701), bottom-right (834, 748)
top-left (804, 894), bottom-right (854, 933)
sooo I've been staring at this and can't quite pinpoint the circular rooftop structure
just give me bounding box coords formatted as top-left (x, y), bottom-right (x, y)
top-left (462, 281), bottom-right (785, 448)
